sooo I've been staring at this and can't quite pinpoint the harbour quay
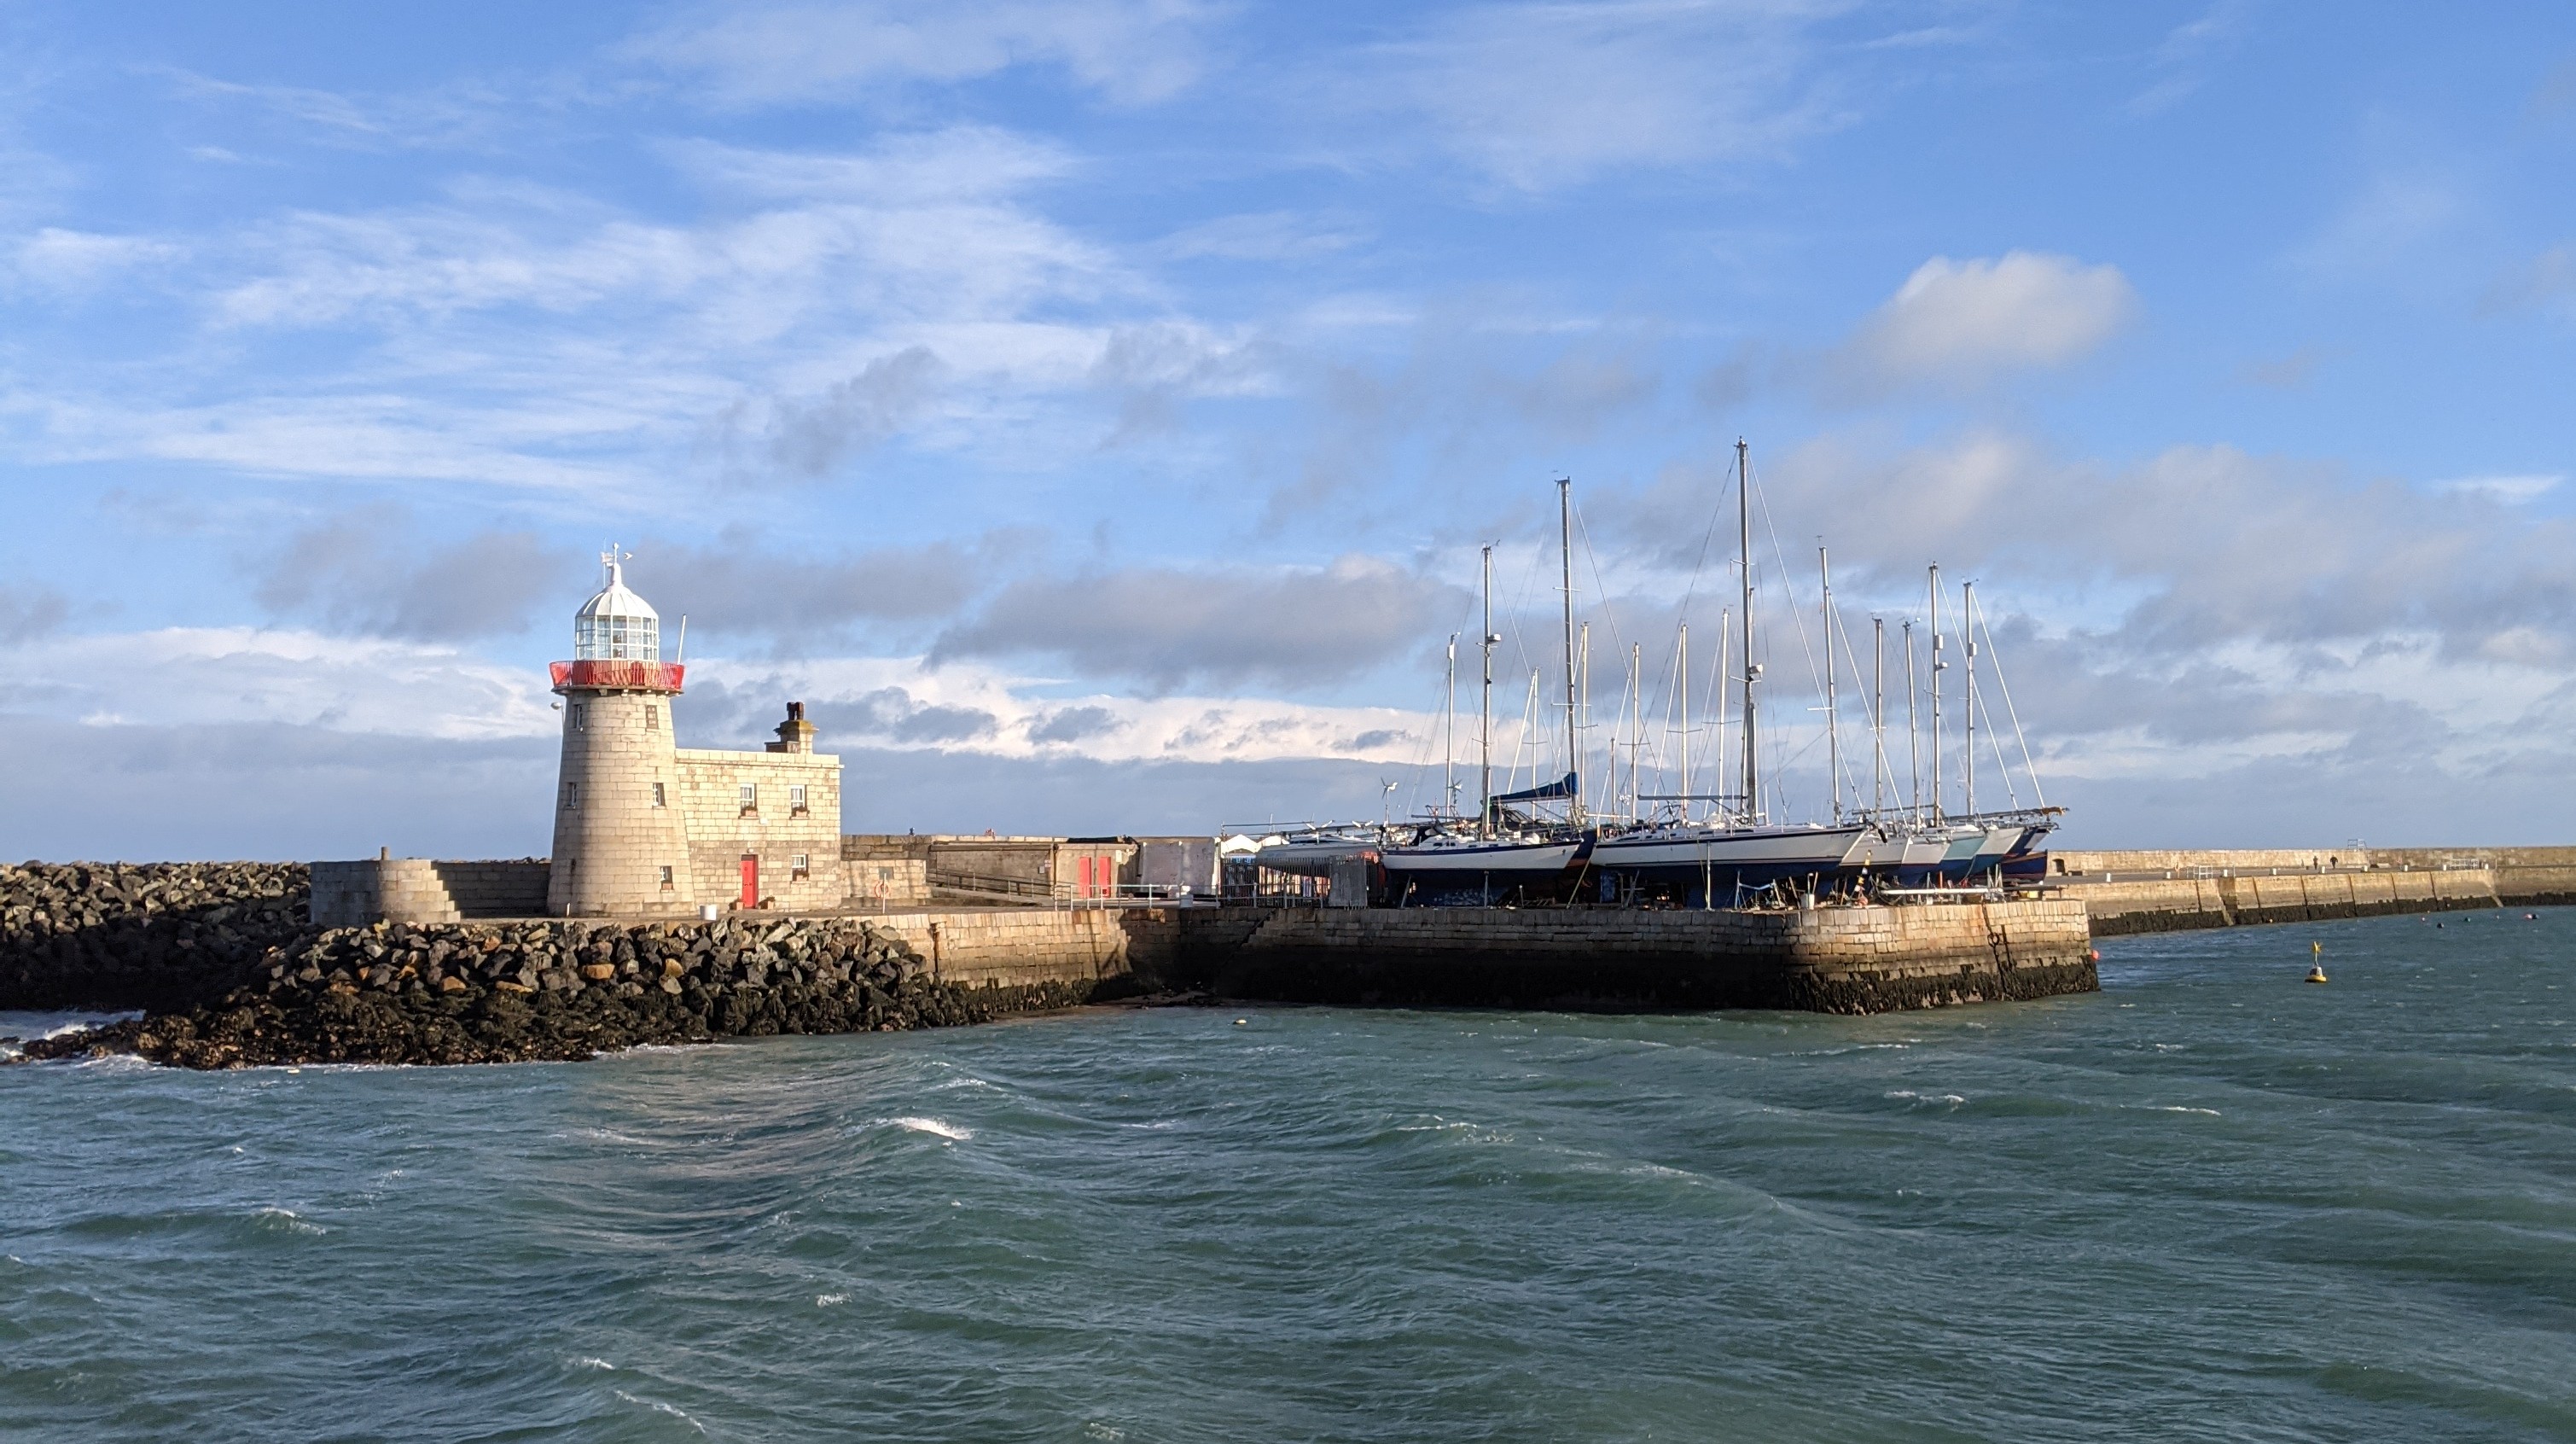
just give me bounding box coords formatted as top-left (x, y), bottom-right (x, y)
top-left (2046, 847), bottom-right (2576, 935)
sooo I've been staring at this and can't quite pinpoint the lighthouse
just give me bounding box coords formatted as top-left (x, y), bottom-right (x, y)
top-left (546, 550), bottom-right (695, 917)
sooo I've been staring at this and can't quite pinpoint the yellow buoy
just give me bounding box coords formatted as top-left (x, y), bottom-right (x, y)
top-left (2306, 965), bottom-right (2329, 984)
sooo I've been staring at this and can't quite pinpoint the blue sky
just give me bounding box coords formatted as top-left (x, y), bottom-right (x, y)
top-left (4, 0), bottom-right (2575, 859)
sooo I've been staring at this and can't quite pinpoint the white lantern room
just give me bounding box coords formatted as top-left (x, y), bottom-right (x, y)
top-left (574, 550), bottom-right (660, 661)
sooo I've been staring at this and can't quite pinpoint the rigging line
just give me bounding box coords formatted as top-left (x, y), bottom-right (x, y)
top-left (1828, 594), bottom-right (1881, 809)
top-left (1977, 606), bottom-right (2049, 808)
top-left (1406, 570), bottom-right (1496, 816)
top-left (1496, 538), bottom-right (1555, 767)
top-left (1504, 669), bottom-right (1531, 796)
top-left (1748, 457), bottom-right (1828, 712)
top-left (1671, 463), bottom-right (1730, 638)
top-left (1972, 682), bottom-right (2022, 810)
top-left (1572, 500), bottom-right (1629, 661)
top-left (1747, 475), bottom-right (1824, 827)
top-left (1568, 503), bottom-right (1632, 807)
top-left (1398, 596), bottom-right (1466, 812)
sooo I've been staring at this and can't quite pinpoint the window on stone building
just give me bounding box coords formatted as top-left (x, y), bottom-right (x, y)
top-left (653, 783), bottom-right (666, 807)
top-left (660, 865), bottom-right (674, 888)
top-left (561, 783), bottom-right (578, 810)
top-left (739, 783), bottom-right (757, 812)
top-left (569, 703), bottom-right (585, 729)
top-left (792, 853), bottom-right (811, 880)
top-left (789, 784), bottom-right (808, 814)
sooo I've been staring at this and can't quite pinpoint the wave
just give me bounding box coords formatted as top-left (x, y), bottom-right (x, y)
top-left (1887, 1090), bottom-right (1968, 1106)
top-left (882, 1116), bottom-right (972, 1141)
top-left (612, 1389), bottom-right (707, 1435)
top-left (249, 1207), bottom-right (327, 1237)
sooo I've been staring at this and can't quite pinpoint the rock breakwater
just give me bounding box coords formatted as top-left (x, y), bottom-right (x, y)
top-left (0, 862), bottom-right (308, 1010)
top-left (8, 916), bottom-right (1096, 1068)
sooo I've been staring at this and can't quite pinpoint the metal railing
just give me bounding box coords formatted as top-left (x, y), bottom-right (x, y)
top-left (549, 660), bottom-right (686, 692)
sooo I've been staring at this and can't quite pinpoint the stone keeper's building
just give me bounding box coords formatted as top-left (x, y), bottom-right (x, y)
top-left (546, 553), bottom-right (844, 917)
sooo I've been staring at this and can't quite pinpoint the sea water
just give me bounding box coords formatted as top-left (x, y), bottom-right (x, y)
top-left (3, 910), bottom-right (2572, 1441)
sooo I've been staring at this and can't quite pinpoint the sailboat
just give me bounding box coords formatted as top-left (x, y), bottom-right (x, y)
top-left (1257, 442), bottom-right (2061, 907)
top-left (1587, 439), bottom-right (1870, 900)
top-left (1378, 484), bottom-right (1596, 905)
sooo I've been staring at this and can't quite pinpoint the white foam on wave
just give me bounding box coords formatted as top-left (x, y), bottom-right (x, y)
top-left (559, 1127), bottom-right (652, 1146)
top-left (884, 1116), bottom-right (972, 1141)
top-left (73, 1052), bottom-right (154, 1073)
top-left (613, 1390), bottom-right (707, 1435)
top-left (1790, 1041), bottom-right (1916, 1057)
top-left (2149, 1105), bottom-right (2221, 1116)
top-left (1887, 1090), bottom-right (1968, 1106)
top-left (572, 1357), bottom-right (616, 1371)
top-left (0, 1010), bottom-right (144, 1042)
top-left (816, 1292), bottom-right (849, 1307)
top-left (250, 1207), bottom-right (327, 1237)
top-left (1618, 1160), bottom-right (1720, 1188)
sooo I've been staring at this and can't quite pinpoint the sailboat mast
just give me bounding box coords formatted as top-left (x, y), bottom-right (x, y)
top-left (1480, 544), bottom-right (1494, 838)
top-left (1714, 607), bottom-right (1729, 821)
top-left (1559, 478), bottom-right (1580, 824)
top-left (1903, 619), bottom-right (1921, 821)
top-left (1444, 632), bottom-right (1457, 818)
top-left (1579, 622), bottom-right (1591, 807)
top-left (1963, 580), bottom-right (1978, 818)
top-left (1822, 544), bottom-right (1839, 823)
top-left (1677, 622), bottom-right (1689, 824)
top-left (1872, 616), bottom-right (1885, 818)
top-left (1928, 564), bottom-right (1944, 823)
top-left (1627, 643), bottom-right (1643, 823)
top-left (1737, 439), bottom-right (1759, 825)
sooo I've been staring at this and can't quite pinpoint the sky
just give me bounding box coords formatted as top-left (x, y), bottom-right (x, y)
top-left (4, 0), bottom-right (2576, 860)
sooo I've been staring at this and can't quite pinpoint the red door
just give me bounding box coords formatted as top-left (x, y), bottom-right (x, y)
top-left (1078, 854), bottom-right (1095, 898)
top-left (740, 854), bottom-right (759, 909)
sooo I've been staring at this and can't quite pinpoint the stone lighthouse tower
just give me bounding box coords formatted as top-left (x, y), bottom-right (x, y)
top-left (546, 550), bottom-right (695, 917)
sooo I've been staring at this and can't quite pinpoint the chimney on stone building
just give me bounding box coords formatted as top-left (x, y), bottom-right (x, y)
top-left (769, 700), bottom-right (817, 754)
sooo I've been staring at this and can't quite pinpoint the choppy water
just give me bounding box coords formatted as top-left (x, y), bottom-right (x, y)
top-left (4, 910), bottom-right (2573, 1442)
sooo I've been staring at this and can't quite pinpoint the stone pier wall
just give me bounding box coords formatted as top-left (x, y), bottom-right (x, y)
top-left (311, 859), bottom-right (550, 928)
top-left (1192, 900), bottom-right (2095, 1014)
top-left (2062, 853), bottom-right (2576, 935)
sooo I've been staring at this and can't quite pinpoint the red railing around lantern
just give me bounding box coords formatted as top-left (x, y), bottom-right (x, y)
top-left (550, 659), bottom-right (686, 692)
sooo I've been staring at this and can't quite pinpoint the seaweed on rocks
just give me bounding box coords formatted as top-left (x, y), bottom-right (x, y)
top-left (9, 916), bottom-right (1033, 1068)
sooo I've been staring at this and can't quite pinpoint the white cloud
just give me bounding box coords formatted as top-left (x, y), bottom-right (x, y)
top-left (8, 227), bottom-right (183, 294)
top-left (625, 0), bottom-right (1218, 109)
top-left (0, 626), bottom-right (1464, 771)
top-left (1835, 251), bottom-right (2137, 391)
top-left (0, 628), bottom-right (555, 742)
top-left (1155, 211), bottom-right (1371, 264)
top-left (0, 129), bottom-right (1152, 495)
top-left (2130, 0), bottom-right (2252, 115)
top-left (1346, 0), bottom-right (1855, 190)
top-left (2292, 169), bottom-right (2461, 282)
top-left (933, 555), bottom-right (1467, 690)
top-left (2434, 473), bottom-right (2561, 504)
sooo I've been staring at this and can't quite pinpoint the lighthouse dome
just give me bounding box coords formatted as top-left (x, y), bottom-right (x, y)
top-left (574, 550), bottom-right (660, 661)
